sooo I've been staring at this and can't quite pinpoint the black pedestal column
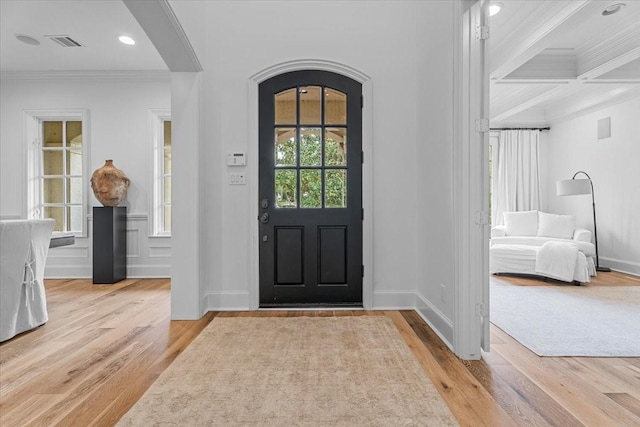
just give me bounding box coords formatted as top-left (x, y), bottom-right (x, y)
top-left (93, 206), bottom-right (126, 284)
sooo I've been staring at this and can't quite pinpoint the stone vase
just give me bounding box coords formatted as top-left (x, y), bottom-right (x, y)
top-left (90, 159), bottom-right (130, 206)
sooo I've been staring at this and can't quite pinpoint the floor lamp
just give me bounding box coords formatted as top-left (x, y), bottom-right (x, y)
top-left (556, 171), bottom-right (611, 272)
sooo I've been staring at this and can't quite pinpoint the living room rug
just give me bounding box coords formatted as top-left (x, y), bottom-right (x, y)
top-left (117, 316), bottom-right (458, 426)
top-left (490, 282), bottom-right (640, 357)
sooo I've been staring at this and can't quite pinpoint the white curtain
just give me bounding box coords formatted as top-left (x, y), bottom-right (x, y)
top-left (492, 130), bottom-right (541, 225)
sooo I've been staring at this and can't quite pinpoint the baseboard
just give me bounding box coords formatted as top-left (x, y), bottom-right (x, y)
top-left (600, 257), bottom-right (640, 277)
top-left (170, 311), bottom-right (202, 320)
top-left (372, 289), bottom-right (416, 309)
top-left (45, 264), bottom-right (170, 279)
top-left (44, 265), bottom-right (92, 278)
top-left (204, 291), bottom-right (251, 311)
top-left (414, 290), bottom-right (455, 352)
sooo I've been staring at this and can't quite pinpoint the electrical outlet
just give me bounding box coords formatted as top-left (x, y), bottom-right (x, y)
top-left (440, 284), bottom-right (446, 303)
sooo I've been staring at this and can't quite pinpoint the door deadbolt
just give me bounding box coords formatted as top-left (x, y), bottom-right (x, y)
top-left (261, 199), bottom-right (269, 209)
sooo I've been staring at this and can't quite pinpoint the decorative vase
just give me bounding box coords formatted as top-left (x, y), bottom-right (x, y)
top-left (90, 159), bottom-right (130, 207)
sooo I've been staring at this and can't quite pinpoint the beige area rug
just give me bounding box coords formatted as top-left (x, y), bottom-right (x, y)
top-left (118, 316), bottom-right (458, 426)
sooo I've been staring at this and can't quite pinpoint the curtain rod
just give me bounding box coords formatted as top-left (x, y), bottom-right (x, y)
top-left (490, 127), bottom-right (550, 131)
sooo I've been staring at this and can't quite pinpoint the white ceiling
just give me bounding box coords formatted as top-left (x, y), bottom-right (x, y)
top-left (0, 0), bottom-right (166, 72)
top-left (1, 0), bottom-right (638, 127)
top-left (490, 0), bottom-right (640, 127)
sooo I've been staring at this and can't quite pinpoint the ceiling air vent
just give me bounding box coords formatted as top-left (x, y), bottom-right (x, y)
top-left (45, 35), bottom-right (83, 47)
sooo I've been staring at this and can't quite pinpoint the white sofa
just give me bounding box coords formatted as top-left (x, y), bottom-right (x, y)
top-left (490, 211), bottom-right (596, 283)
top-left (0, 219), bottom-right (55, 342)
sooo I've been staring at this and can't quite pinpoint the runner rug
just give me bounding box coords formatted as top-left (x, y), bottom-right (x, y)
top-left (118, 316), bottom-right (458, 426)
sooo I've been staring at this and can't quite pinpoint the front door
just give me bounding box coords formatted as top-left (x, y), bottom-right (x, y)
top-left (258, 70), bottom-right (362, 306)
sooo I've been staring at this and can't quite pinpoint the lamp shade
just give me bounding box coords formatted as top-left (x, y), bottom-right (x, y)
top-left (556, 178), bottom-right (591, 196)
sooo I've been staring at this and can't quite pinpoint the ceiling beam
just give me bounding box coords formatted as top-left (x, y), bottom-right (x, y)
top-left (491, 0), bottom-right (591, 80)
top-left (122, 0), bottom-right (202, 72)
top-left (578, 47), bottom-right (640, 80)
top-left (547, 85), bottom-right (640, 123)
top-left (491, 84), bottom-right (571, 122)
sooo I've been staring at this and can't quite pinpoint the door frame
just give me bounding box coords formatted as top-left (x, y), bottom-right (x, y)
top-left (247, 59), bottom-right (373, 310)
top-left (452, 0), bottom-right (491, 360)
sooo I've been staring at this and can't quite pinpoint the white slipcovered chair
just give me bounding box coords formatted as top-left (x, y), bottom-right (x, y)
top-left (0, 219), bottom-right (55, 342)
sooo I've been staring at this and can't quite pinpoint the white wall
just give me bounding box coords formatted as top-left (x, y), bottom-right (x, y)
top-left (543, 97), bottom-right (640, 275)
top-left (0, 74), bottom-right (172, 277)
top-left (170, 0), bottom-right (458, 323)
top-left (415, 1), bottom-right (456, 332)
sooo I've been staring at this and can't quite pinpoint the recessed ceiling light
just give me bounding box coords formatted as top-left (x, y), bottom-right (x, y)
top-left (489, 2), bottom-right (503, 17)
top-left (602, 3), bottom-right (625, 15)
top-left (15, 34), bottom-right (40, 46)
top-left (118, 35), bottom-right (135, 45)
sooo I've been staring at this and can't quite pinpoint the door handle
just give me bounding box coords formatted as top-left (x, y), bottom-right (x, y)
top-left (258, 212), bottom-right (269, 224)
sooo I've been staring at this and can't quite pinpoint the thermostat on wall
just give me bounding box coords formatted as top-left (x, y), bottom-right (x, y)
top-left (227, 152), bottom-right (246, 166)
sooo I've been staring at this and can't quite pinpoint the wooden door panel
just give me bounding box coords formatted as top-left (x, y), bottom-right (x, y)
top-left (318, 226), bottom-right (347, 284)
top-left (259, 70), bottom-right (362, 306)
top-left (275, 227), bottom-right (304, 285)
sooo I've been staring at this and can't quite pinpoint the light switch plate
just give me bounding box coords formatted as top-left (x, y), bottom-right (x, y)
top-left (229, 173), bottom-right (246, 185)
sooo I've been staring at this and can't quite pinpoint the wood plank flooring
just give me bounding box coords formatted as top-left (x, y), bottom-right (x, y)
top-left (1, 273), bottom-right (638, 426)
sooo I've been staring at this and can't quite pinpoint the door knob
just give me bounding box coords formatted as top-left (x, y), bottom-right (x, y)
top-left (259, 212), bottom-right (269, 224)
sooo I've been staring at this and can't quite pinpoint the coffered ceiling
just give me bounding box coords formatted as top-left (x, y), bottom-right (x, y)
top-left (490, 0), bottom-right (640, 127)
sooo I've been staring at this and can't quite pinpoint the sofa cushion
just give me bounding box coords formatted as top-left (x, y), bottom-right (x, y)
top-left (490, 236), bottom-right (596, 257)
top-left (538, 212), bottom-right (575, 239)
top-left (504, 210), bottom-right (538, 236)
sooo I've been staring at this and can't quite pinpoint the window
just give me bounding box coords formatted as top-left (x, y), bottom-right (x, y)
top-left (151, 110), bottom-right (171, 235)
top-left (24, 110), bottom-right (90, 235)
top-left (273, 86), bottom-right (348, 209)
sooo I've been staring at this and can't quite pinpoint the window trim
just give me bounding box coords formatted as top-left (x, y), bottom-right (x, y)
top-left (149, 109), bottom-right (171, 236)
top-left (23, 109), bottom-right (90, 237)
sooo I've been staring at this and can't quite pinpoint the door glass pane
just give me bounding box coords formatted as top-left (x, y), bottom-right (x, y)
top-left (275, 128), bottom-right (297, 166)
top-left (300, 169), bottom-right (321, 208)
top-left (43, 121), bottom-right (62, 147)
top-left (68, 177), bottom-right (83, 203)
top-left (164, 177), bottom-right (172, 203)
top-left (67, 148), bottom-right (83, 175)
top-left (325, 128), bottom-right (347, 166)
top-left (66, 121), bottom-right (82, 147)
top-left (164, 205), bottom-right (172, 232)
top-left (68, 206), bottom-right (82, 232)
top-left (325, 88), bottom-right (347, 124)
top-left (275, 169), bottom-right (297, 208)
top-left (300, 128), bottom-right (321, 166)
top-left (299, 86), bottom-right (321, 124)
top-left (275, 88), bottom-right (296, 125)
top-left (45, 207), bottom-right (63, 231)
top-left (164, 148), bottom-right (172, 174)
top-left (325, 170), bottom-right (347, 208)
top-left (43, 178), bottom-right (64, 203)
top-left (164, 121), bottom-right (172, 146)
top-left (43, 150), bottom-right (63, 175)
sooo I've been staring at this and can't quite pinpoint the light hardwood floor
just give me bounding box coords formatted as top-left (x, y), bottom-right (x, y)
top-left (1, 273), bottom-right (638, 426)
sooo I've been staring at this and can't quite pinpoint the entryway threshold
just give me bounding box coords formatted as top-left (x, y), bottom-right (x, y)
top-left (259, 306), bottom-right (364, 311)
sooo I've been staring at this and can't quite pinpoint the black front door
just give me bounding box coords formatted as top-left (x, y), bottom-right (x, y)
top-left (259, 70), bottom-right (362, 306)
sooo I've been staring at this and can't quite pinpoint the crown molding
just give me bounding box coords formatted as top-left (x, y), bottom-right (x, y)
top-left (0, 70), bottom-right (171, 81)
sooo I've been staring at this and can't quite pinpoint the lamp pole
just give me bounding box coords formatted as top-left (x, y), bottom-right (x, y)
top-left (572, 171), bottom-right (610, 272)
